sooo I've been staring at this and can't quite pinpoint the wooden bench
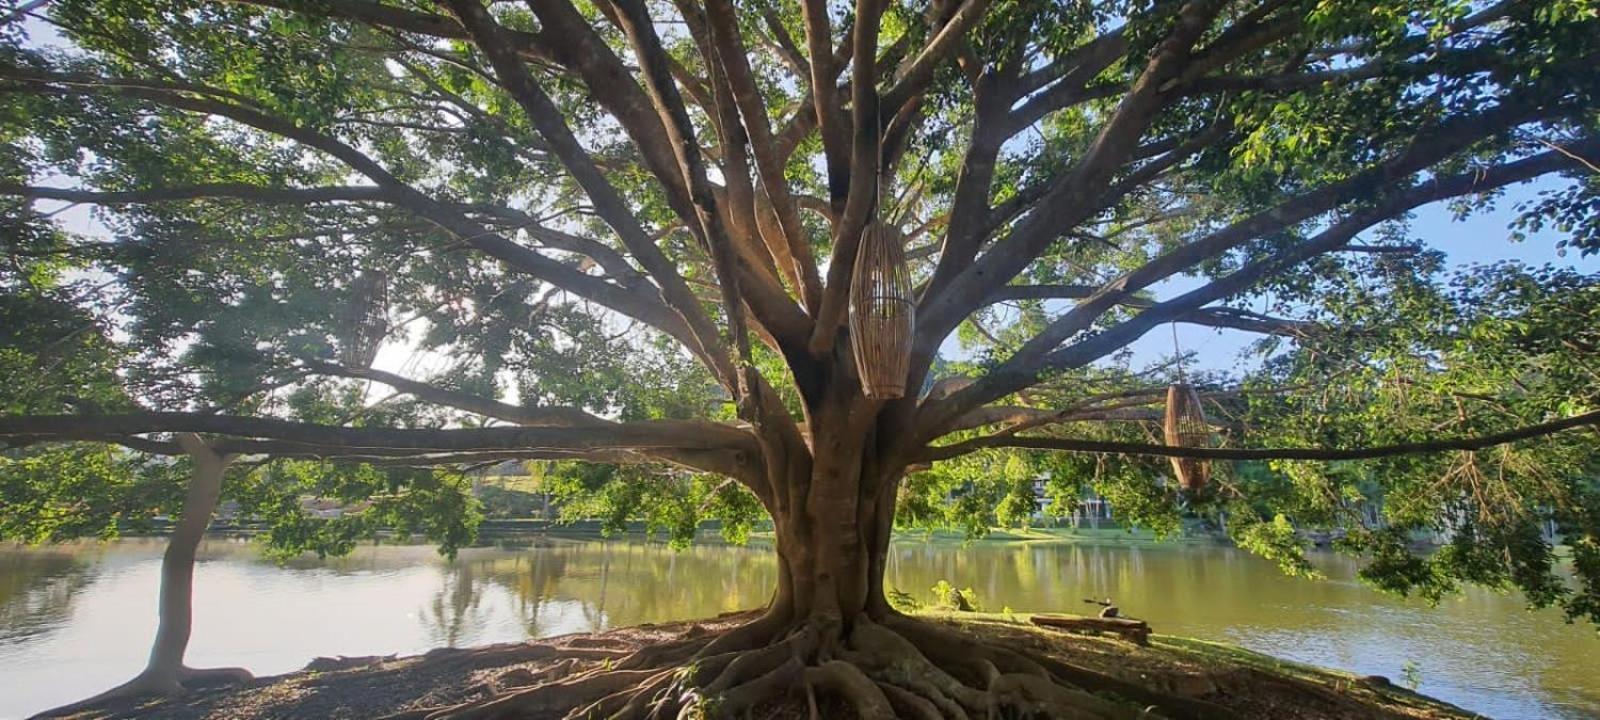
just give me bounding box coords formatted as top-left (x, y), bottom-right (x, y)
top-left (1031, 614), bottom-right (1152, 646)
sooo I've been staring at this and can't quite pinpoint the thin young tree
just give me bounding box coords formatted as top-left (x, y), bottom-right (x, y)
top-left (34, 435), bottom-right (257, 716)
top-left (3, 0), bottom-right (1599, 717)
top-left (0, 239), bottom-right (484, 710)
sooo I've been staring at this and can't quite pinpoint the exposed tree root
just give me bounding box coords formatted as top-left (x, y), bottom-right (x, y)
top-left (609, 635), bottom-right (711, 672)
top-left (30, 665), bottom-right (255, 718)
top-left (30, 673), bottom-right (184, 718)
top-left (389, 611), bottom-right (1236, 720)
top-left (876, 681), bottom-right (944, 720)
top-left (385, 669), bottom-right (664, 720)
top-left (804, 660), bottom-right (896, 720)
top-left (176, 665), bottom-right (256, 686)
top-left (706, 656), bottom-right (805, 717)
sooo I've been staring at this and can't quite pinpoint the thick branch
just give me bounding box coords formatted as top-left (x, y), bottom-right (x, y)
top-left (5, 181), bottom-right (652, 289)
top-left (923, 96), bottom-right (1572, 435)
top-left (800, 0), bottom-right (849, 206)
top-left (703, 0), bottom-right (823, 311)
top-left (0, 412), bottom-right (757, 455)
top-left (110, 436), bottom-right (752, 481)
top-left (924, 141), bottom-right (1594, 436)
top-left (924, 410), bottom-right (1600, 462)
top-left (442, 0), bottom-right (738, 388)
top-left (462, 203), bottom-right (645, 286)
top-left (916, 76), bottom-right (1008, 305)
top-left (3, 66), bottom-right (701, 351)
top-left (879, 0), bottom-right (992, 114)
top-left (1004, 44), bottom-right (1128, 134)
top-left (942, 406), bottom-right (1164, 435)
top-left (807, 0), bottom-right (891, 354)
top-left (983, 285), bottom-right (1324, 336)
top-left (918, 0), bottom-right (1225, 352)
top-left (0, 183), bottom-right (386, 205)
top-left (608, 0), bottom-right (811, 429)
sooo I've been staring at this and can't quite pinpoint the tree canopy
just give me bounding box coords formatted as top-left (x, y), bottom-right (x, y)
top-left (2, 0), bottom-right (1599, 640)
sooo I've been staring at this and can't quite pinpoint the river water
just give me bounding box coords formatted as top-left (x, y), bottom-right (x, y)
top-left (0, 537), bottom-right (1594, 719)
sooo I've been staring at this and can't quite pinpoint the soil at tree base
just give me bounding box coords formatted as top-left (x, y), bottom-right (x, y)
top-left (43, 611), bottom-right (1479, 720)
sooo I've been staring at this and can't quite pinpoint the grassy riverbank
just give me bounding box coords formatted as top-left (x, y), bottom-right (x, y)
top-left (43, 610), bottom-right (1475, 720)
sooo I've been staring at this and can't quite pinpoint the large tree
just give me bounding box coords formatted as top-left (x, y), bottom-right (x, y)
top-left (3, 0), bottom-right (1600, 717)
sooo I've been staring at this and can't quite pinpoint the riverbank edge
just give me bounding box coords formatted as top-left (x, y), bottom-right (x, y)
top-left (43, 611), bottom-right (1479, 720)
top-left (188, 520), bottom-right (1224, 547)
top-left (121, 513), bottom-right (1431, 551)
top-left (485, 520), bottom-right (1231, 546)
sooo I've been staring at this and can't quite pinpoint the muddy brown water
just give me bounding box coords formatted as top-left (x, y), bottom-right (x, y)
top-left (1, 537), bottom-right (1594, 719)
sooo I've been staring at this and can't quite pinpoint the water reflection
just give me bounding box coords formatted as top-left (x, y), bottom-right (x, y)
top-left (0, 549), bottom-right (97, 649)
top-left (0, 538), bottom-right (1593, 719)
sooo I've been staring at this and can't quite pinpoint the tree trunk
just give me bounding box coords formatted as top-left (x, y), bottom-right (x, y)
top-left (139, 433), bottom-right (233, 688)
top-left (406, 397), bottom-right (1232, 720)
top-left (761, 391), bottom-right (903, 633)
top-left (37, 435), bottom-right (249, 716)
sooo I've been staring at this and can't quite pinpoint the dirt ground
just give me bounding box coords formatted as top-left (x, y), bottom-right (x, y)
top-left (41, 610), bottom-right (1480, 720)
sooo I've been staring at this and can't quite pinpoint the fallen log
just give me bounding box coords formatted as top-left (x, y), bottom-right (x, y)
top-left (1031, 614), bottom-right (1152, 646)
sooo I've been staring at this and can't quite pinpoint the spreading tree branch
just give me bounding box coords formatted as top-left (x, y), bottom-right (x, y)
top-left (415, 2), bottom-right (744, 390)
top-left (1, 66), bottom-right (704, 352)
top-left (922, 139), bottom-right (1597, 437)
top-left (918, 0), bottom-right (1227, 353)
top-left (924, 410), bottom-right (1600, 462)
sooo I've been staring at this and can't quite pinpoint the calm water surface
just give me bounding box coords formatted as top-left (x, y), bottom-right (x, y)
top-left (1, 537), bottom-right (1595, 719)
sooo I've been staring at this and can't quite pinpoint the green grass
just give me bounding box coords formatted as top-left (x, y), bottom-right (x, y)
top-left (1153, 634), bottom-right (1340, 681)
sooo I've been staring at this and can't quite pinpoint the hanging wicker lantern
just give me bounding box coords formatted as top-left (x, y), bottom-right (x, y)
top-left (337, 270), bottom-right (389, 368)
top-left (849, 220), bottom-right (914, 399)
top-left (1163, 383), bottom-right (1212, 491)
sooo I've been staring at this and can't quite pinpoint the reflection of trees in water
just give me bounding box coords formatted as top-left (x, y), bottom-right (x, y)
top-left (419, 559), bottom-right (491, 648)
top-left (458, 541), bottom-right (779, 637)
top-left (886, 542), bottom-right (1436, 634)
top-left (249, 541), bottom-right (427, 576)
top-left (578, 543), bottom-right (612, 631)
top-left (485, 547), bottom-right (574, 637)
top-left (0, 549), bottom-right (96, 647)
top-left (886, 542), bottom-right (1303, 619)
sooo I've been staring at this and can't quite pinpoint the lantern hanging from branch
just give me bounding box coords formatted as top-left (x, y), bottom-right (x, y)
top-left (849, 219), bottom-right (914, 399)
top-left (1163, 382), bottom-right (1212, 491)
top-left (337, 269), bottom-right (389, 368)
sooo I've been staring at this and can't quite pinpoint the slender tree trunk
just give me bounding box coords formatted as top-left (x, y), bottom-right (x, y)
top-left (37, 435), bottom-right (249, 716)
top-left (138, 433), bottom-right (234, 688)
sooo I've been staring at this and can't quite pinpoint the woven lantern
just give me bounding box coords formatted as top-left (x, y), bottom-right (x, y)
top-left (1163, 383), bottom-right (1211, 491)
top-left (337, 270), bottom-right (389, 368)
top-left (849, 220), bottom-right (914, 399)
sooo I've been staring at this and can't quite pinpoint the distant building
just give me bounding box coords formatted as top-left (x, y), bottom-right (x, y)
top-left (1029, 476), bottom-right (1113, 528)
